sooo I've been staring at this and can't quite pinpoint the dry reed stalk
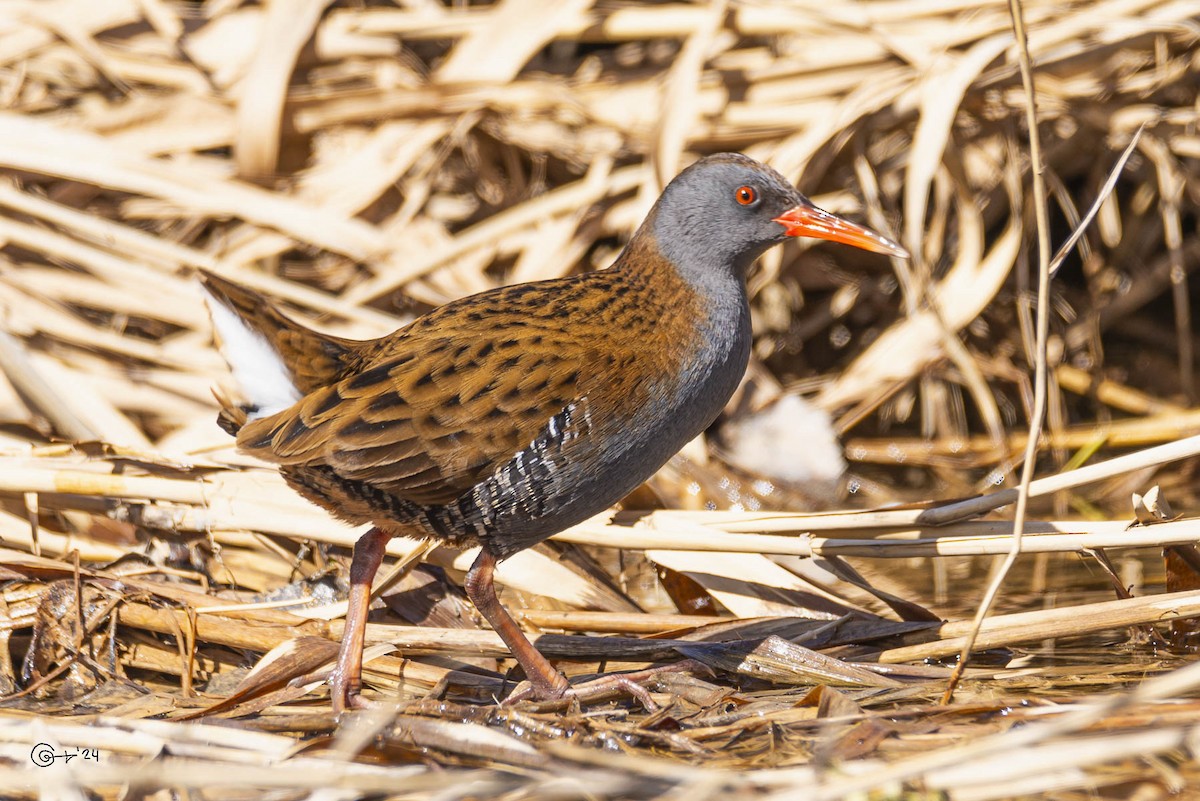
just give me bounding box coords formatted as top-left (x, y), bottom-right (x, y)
top-left (877, 587), bottom-right (1200, 663)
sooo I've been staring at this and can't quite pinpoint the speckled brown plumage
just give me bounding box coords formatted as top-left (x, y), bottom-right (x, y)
top-left (205, 234), bottom-right (703, 550)
top-left (202, 153), bottom-right (907, 711)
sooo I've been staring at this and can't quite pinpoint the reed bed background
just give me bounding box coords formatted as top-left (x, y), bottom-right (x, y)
top-left (0, 0), bottom-right (1199, 798)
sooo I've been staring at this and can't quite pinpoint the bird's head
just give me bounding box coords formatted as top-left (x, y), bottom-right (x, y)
top-left (649, 153), bottom-right (907, 281)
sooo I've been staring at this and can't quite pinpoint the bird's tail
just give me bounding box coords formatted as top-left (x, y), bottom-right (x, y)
top-left (199, 270), bottom-right (359, 431)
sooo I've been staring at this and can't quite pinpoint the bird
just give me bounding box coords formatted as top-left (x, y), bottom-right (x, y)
top-left (201, 153), bottom-right (907, 712)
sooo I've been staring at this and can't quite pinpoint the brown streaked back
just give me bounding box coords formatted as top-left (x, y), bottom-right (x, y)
top-left (231, 244), bottom-right (705, 510)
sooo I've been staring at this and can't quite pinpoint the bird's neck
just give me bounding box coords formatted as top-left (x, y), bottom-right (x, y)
top-left (613, 225), bottom-right (751, 373)
top-left (615, 220), bottom-right (749, 305)
top-left (600, 218), bottom-right (752, 445)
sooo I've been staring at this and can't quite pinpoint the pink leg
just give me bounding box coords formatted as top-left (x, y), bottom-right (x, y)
top-left (465, 549), bottom-right (707, 710)
top-left (465, 549), bottom-right (570, 700)
top-left (328, 526), bottom-right (390, 713)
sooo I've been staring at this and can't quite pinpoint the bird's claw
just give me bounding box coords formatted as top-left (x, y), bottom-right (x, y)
top-left (503, 659), bottom-right (711, 711)
top-left (289, 667), bottom-right (372, 714)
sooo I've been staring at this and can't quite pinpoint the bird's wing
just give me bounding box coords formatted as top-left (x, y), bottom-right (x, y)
top-left (233, 282), bottom-right (598, 507)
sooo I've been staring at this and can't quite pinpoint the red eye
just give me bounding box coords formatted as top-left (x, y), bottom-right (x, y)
top-left (735, 185), bottom-right (757, 205)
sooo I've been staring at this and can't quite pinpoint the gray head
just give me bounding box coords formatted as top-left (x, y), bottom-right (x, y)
top-left (645, 153), bottom-right (907, 284)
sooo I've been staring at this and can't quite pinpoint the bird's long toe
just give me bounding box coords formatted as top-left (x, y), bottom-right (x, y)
top-left (503, 659), bottom-right (712, 711)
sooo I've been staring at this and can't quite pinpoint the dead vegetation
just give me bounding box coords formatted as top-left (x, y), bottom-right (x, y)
top-left (0, 0), bottom-right (1199, 798)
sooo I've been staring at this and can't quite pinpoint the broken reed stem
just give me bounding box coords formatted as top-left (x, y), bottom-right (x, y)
top-left (942, 0), bottom-right (1053, 704)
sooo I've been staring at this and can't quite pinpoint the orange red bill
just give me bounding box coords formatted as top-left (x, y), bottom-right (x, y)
top-left (773, 202), bottom-right (908, 258)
